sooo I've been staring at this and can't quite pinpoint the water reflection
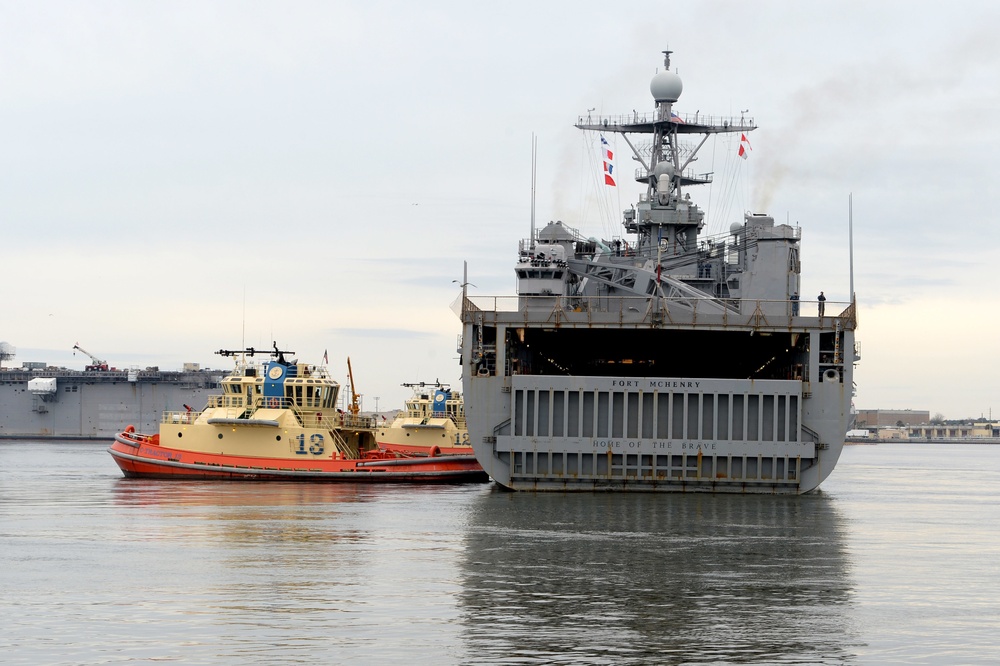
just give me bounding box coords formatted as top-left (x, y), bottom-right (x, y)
top-left (460, 491), bottom-right (859, 665)
top-left (2, 441), bottom-right (867, 664)
top-left (111, 478), bottom-right (376, 508)
top-left (94, 480), bottom-right (482, 663)
top-left (110, 479), bottom-right (402, 554)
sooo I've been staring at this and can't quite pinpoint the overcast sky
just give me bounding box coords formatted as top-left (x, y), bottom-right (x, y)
top-left (2, 1), bottom-right (998, 418)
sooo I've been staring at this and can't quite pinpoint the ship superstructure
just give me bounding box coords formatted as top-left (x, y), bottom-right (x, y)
top-left (457, 50), bottom-right (858, 493)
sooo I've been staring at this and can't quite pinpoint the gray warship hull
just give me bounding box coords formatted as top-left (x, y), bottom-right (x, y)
top-left (457, 49), bottom-right (858, 493)
top-left (0, 369), bottom-right (223, 440)
top-left (460, 299), bottom-right (855, 493)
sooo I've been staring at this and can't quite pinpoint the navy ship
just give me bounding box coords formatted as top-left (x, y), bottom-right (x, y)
top-left (457, 50), bottom-right (858, 493)
top-left (0, 344), bottom-right (223, 440)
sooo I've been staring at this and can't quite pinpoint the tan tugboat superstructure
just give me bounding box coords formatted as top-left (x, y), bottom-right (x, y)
top-left (377, 382), bottom-right (471, 455)
top-left (108, 344), bottom-right (487, 483)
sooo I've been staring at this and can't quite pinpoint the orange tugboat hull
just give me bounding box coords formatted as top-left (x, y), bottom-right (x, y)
top-left (379, 442), bottom-right (474, 456)
top-left (109, 431), bottom-right (488, 483)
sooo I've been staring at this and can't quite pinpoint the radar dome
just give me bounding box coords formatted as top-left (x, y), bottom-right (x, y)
top-left (650, 71), bottom-right (683, 103)
top-left (652, 161), bottom-right (675, 178)
top-left (730, 222), bottom-right (744, 235)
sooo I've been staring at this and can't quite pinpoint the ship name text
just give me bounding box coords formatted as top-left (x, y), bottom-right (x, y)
top-left (594, 439), bottom-right (715, 451)
top-left (610, 380), bottom-right (701, 389)
top-left (140, 446), bottom-right (182, 461)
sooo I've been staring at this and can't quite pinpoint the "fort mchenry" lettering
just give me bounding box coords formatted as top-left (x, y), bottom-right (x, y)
top-left (610, 380), bottom-right (701, 389)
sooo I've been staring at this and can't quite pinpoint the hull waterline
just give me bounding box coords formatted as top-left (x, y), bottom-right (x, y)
top-left (109, 433), bottom-right (488, 483)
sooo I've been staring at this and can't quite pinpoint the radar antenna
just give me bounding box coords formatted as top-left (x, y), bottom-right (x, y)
top-left (0, 341), bottom-right (15, 369)
top-left (216, 342), bottom-right (295, 364)
top-left (401, 380), bottom-right (450, 390)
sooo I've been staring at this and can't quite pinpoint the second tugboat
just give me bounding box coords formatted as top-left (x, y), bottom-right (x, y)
top-left (376, 382), bottom-right (471, 455)
top-left (108, 344), bottom-right (487, 483)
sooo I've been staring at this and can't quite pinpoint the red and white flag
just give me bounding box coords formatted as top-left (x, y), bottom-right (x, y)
top-left (601, 135), bottom-right (616, 186)
top-left (738, 133), bottom-right (752, 160)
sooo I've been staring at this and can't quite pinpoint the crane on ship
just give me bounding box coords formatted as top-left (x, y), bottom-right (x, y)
top-left (72, 343), bottom-right (109, 371)
top-left (346, 357), bottom-right (361, 415)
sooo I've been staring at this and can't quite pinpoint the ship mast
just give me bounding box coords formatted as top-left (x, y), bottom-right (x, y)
top-left (650, 48), bottom-right (677, 203)
top-left (530, 133), bottom-right (537, 243)
top-left (574, 48), bottom-right (755, 259)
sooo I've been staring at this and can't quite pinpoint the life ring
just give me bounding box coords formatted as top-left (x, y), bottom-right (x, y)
top-left (268, 397), bottom-right (280, 408)
top-left (124, 424), bottom-right (135, 434)
top-left (429, 445), bottom-right (441, 458)
top-left (823, 369), bottom-right (840, 383)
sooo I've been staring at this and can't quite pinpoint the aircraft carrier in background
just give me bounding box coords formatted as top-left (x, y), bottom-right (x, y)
top-left (0, 344), bottom-right (224, 439)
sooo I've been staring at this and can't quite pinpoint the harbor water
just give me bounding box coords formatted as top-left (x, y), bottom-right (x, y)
top-left (2, 441), bottom-right (999, 665)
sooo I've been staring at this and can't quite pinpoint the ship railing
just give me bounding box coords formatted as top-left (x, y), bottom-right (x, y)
top-left (301, 409), bottom-right (360, 456)
top-left (402, 406), bottom-right (466, 423)
top-left (463, 295), bottom-right (856, 330)
top-left (280, 407), bottom-right (376, 433)
top-left (209, 394), bottom-right (301, 411)
top-left (634, 167), bottom-right (713, 183)
top-left (577, 111), bottom-right (756, 131)
top-left (205, 394), bottom-right (249, 409)
top-left (312, 410), bottom-right (373, 429)
top-left (341, 413), bottom-right (378, 430)
top-left (328, 428), bottom-right (358, 458)
top-left (205, 394), bottom-right (294, 412)
top-left (162, 410), bottom-right (202, 424)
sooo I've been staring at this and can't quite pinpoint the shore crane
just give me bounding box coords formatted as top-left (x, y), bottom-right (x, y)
top-left (72, 343), bottom-right (109, 371)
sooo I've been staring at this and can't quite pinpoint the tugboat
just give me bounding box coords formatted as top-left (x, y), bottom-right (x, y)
top-left (376, 382), bottom-right (471, 455)
top-left (108, 344), bottom-right (487, 483)
top-left (456, 50), bottom-right (858, 493)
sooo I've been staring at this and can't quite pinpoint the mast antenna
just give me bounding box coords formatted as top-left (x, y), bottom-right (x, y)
top-left (241, 284), bottom-right (246, 360)
top-left (530, 133), bottom-right (537, 242)
top-left (849, 193), bottom-right (855, 303)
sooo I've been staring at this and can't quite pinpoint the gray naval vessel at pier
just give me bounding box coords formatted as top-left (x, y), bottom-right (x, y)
top-left (457, 50), bottom-right (859, 493)
top-left (0, 344), bottom-right (223, 440)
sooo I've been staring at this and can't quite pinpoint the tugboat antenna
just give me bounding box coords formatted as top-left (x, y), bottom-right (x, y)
top-left (402, 381), bottom-right (449, 389)
top-left (215, 344), bottom-right (295, 359)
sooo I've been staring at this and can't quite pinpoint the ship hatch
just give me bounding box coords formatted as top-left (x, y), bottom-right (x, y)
top-left (507, 327), bottom-right (808, 380)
